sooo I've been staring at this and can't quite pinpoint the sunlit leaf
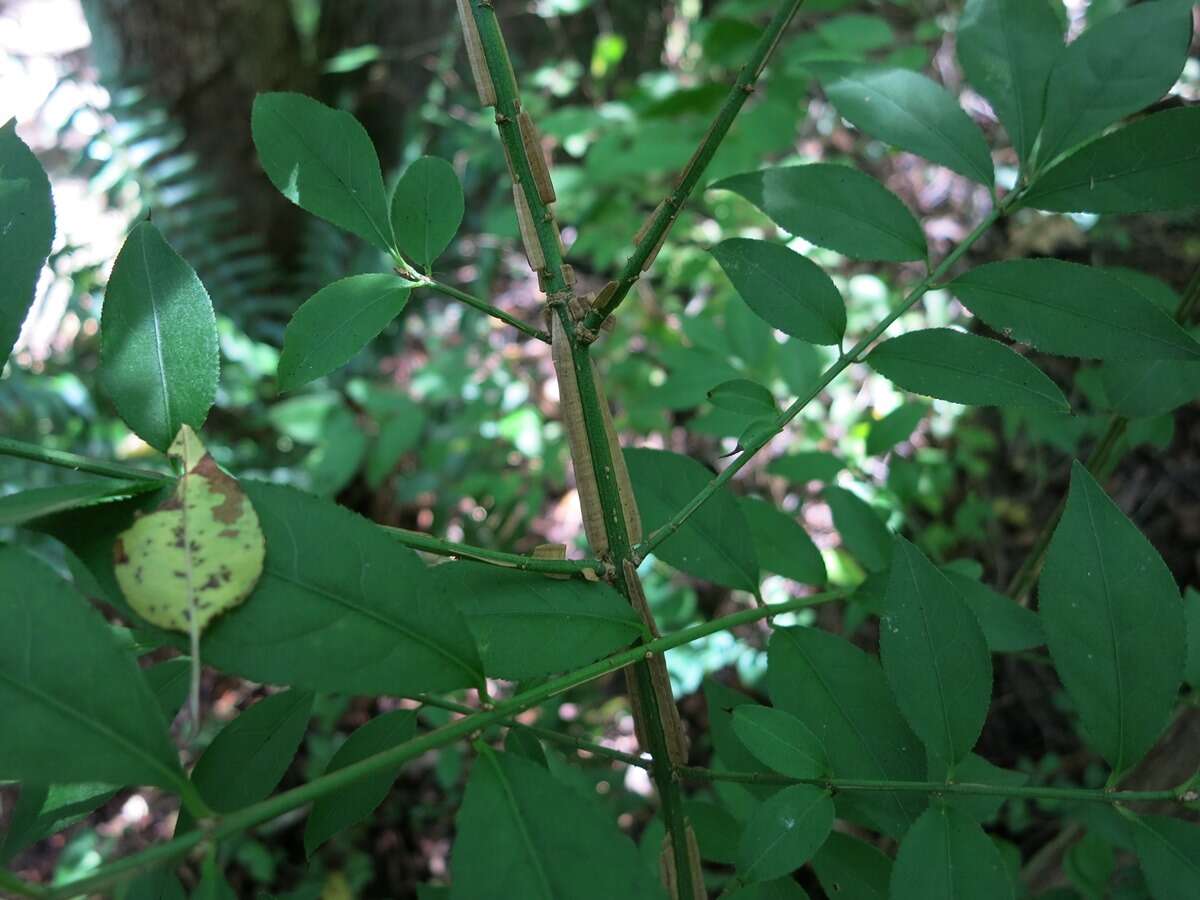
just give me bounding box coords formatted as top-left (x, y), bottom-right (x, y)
top-left (100, 222), bottom-right (219, 451)
top-left (278, 274), bottom-right (411, 392)
top-left (251, 92), bottom-right (393, 250)
top-left (712, 238), bottom-right (845, 345)
top-left (115, 426), bottom-right (265, 638)
top-left (0, 119), bottom-right (55, 362)
top-left (817, 64), bottom-right (994, 186)
top-left (713, 164), bottom-right (926, 262)
top-left (868, 329), bottom-right (1069, 410)
top-left (391, 156), bottom-right (465, 267)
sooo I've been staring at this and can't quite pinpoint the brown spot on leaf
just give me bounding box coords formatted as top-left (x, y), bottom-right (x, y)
top-left (114, 539), bottom-right (129, 565)
top-left (195, 455), bottom-right (245, 524)
top-left (219, 528), bottom-right (239, 538)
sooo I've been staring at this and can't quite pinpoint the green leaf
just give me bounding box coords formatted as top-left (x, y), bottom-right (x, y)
top-left (625, 448), bottom-right (759, 591)
top-left (278, 274), bottom-right (411, 392)
top-left (201, 481), bottom-right (485, 695)
top-left (684, 799), bottom-right (741, 864)
top-left (1185, 588), bottom-right (1200, 690)
top-left (251, 92), bottom-right (393, 250)
top-left (766, 451), bottom-right (843, 485)
top-left (0, 659), bottom-right (187, 864)
top-left (0, 546), bottom-right (185, 790)
top-left (305, 709), bottom-right (418, 854)
top-left (725, 879), bottom-right (811, 900)
top-left (100, 222), bottom-right (219, 452)
top-left (703, 679), bottom-right (778, 797)
top-left (740, 497), bottom-right (826, 586)
top-left (366, 402), bottom-right (426, 489)
top-left (177, 690), bottom-right (313, 833)
top-left (124, 869), bottom-right (186, 900)
top-left (868, 329), bottom-right (1069, 410)
top-left (956, 0), bottom-right (1063, 164)
top-left (882, 538), bottom-right (992, 767)
top-left (1132, 815), bottom-right (1200, 900)
top-left (812, 832), bottom-right (892, 900)
top-left (391, 156), bottom-right (464, 267)
top-left (1040, 462), bottom-right (1185, 775)
top-left (817, 65), bottom-right (994, 186)
top-left (0, 119), bottom-right (55, 362)
top-left (708, 378), bottom-right (777, 418)
top-left (450, 748), bottom-right (667, 900)
top-left (768, 627), bottom-right (925, 837)
top-left (732, 705), bottom-right (827, 779)
top-left (1025, 108), bottom-right (1200, 213)
top-left (431, 563), bottom-right (642, 680)
top-left (823, 486), bottom-right (892, 573)
top-left (1036, 0), bottom-right (1194, 166)
top-left (864, 402), bottom-right (928, 457)
top-left (114, 427), bottom-right (265, 636)
top-left (949, 260), bottom-right (1200, 361)
top-left (1101, 349), bottom-right (1200, 419)
top-left (944, 572), bottom-right (1044, 652)
top-left (712, 164), bottom-right (926, 262)
top-left (890, 805), bottom-right (1013, 900)
top-left (712, 238), bottom-right (845, 346)
top-left (504, 726), bottom-right (549, 768)
top-left (737, 785), bottom-right (834, 882)
top-left (0, 479), bottom-right (161, 528)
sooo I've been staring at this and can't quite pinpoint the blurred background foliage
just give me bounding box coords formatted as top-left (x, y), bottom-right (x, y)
top-left (1, 0), bottom-right (1198, 896)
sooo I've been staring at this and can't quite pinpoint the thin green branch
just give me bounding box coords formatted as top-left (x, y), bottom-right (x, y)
top-left (467, 2), bottom-right (701, 894)
top-left (26, 591), bottom-right (841, 900)
top-left (381, 525), bottom-right (608, 579)
top-left (0, 437), bottom-right (169, 482)
top-left (412, 692), bottom-right (646, 767)
top-left (419, 276), bottom-right (550, 342)
top-left (676, 767), bottom-right (1189, 806)
top-left (581, 0), bottom-right (808, 334)
top-left (637, 197), bottom-right (1013, 558)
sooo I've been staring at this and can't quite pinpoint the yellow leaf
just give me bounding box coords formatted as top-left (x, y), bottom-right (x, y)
top-left (114, 425), bottom-right (265, 633)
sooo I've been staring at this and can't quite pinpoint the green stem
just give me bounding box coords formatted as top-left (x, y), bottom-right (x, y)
top-left (676, 767), bottom-right (1188, 805)
top-left (0, 437), bottom-right (169, 482)
top-left (30, 591), bottom-right (841, 900)
top-left (468, 3), bottom-right (701, 895)
top-left (581, 0), bottom-right (808, 334)
top-left (420, 276), bottom-right (550, 342)
top-left (381, 525), bottom-right (607, 579)
top-left (638, 199), bottom-right (1010, 558)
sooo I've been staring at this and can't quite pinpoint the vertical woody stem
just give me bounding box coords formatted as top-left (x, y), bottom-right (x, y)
top-left (466, 4), bottom-right (696, 895)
